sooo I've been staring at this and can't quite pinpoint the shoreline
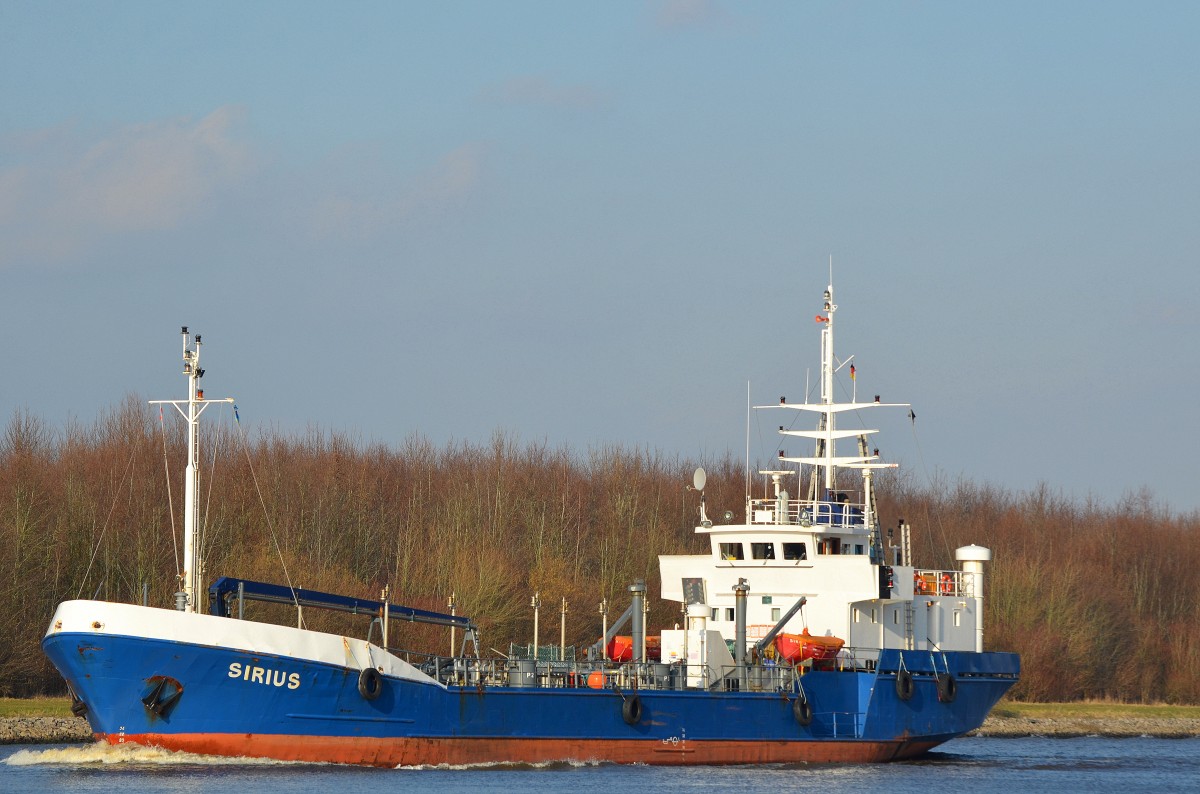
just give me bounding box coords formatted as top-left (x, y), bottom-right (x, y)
top-left (971, 712), bottom-right (1200, 739)
top-left (2, 713), bottom-right (1199, 746)
top-left (0, 717), bottom-right (93, 745)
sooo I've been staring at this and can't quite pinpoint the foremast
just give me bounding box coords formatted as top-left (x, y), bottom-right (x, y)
top-left (149, 327), bottom-right (234, 613)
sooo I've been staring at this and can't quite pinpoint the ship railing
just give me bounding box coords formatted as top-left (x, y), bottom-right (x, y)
top-left (508, 642), bottom-right (577, 662)
top-left (398, 651), bottom-right (830, 693)
top-left (394, 643), bottom-right (895, 693)
top-left (747, 498), bottom-right (868, 528)
top-left (912, 569), bottom-right (966, 597)
top-left (713, 662), bottom-right (798, 692)
top-left (822, 711), bottom-right (866, 739)
top-left (819, 650), bottom-right (880, 675)
top-left (802, 499), bottom-right (867, 528)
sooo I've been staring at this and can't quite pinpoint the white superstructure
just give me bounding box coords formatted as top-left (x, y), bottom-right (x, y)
top-left (659, 283), bottom-right (988, 664)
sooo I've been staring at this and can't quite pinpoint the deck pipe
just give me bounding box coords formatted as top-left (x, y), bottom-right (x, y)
top-left (734, 578), bottom-right (749, 688)
top-left (630, 580), bottom-right (647, 663)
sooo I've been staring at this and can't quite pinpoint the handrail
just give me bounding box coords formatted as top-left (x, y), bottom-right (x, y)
top-left (748, 497), bottom-right (869, 528)
top-left (912, 569), bottom-right (964, 597)
top-left (207, 576), bottom-right (476, 631)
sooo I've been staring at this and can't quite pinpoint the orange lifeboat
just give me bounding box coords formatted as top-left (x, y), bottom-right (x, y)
top-left (773, 628), bottom-right (845, 665)
top-left (604, 635), bottom-right (662, 662)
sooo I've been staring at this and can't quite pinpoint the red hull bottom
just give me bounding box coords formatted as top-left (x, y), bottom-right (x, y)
top-left (99, 732), bottom-right (941, 767)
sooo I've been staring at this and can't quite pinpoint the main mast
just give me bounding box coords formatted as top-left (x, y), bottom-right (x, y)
top-left (150, 327), bottom-right (233, 613)
top-left (818, 285), bottom-right (836, 492)
top-left (759, 280), bottom-right (908, 541)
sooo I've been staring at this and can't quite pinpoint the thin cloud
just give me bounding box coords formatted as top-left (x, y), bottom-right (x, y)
top-left (0, 106), bottom-right (252, 268)
top-left (479, 76), bottom-right (608, 110)
top-left (309, 142), bottom-right (487, 240)
top-left (1147, 301), bottom-right (1198, 327)
top-left (653, 0), bottom-right (728, 30)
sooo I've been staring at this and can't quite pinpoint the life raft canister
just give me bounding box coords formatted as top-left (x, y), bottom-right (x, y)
top-left (913, 571), bottom-right (927, 594)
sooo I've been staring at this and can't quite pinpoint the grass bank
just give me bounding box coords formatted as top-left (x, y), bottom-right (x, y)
top-left (0, 697), bottom-right (72, 718)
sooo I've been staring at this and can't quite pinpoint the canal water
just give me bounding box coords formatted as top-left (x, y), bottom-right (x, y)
top-left (3, 735), bottom-right (1198, 793)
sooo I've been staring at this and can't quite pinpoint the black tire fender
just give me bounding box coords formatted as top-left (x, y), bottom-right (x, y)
top-left (793, 697), bottom-right (813, 727)
top-left (895, 668), bottom-right (914, 701)
top-left (937, 673), bottom-right (957, 703)
top-left (622, 693), bottom-right (643, 725)
top-left (358, 667), bottom-right (383, 701)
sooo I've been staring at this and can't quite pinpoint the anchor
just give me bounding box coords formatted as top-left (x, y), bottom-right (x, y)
top-left (141, 676), bottom-right (184, 717)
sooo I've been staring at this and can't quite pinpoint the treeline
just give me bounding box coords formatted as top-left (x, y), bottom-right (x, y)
top-left (1, 401), bottom-right (1197, 702)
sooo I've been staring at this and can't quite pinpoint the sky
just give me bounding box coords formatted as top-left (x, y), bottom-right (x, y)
top-left (2, 1), bottom-right (1198, 514)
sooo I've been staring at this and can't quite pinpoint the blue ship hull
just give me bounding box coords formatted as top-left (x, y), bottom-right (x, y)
top-left (43, 614), bottom-right (1018, 766)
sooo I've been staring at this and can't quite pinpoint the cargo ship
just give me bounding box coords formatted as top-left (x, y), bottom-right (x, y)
top-left (42, 281), bottom-right (1019, 766)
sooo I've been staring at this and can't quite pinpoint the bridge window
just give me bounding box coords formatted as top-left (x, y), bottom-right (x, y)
top-left (782, 542), bottom-right (807, 560)
top-left (719, 542), bottom-right (744, 560)
top-left (751, 543), bottom-right (775, 560)
top-left (817, 539), bottom-right (841, 555)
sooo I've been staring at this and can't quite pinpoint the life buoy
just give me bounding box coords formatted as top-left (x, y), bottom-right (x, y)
top-left (358, 667), bottom-right (383, 700)
top-left (622, 693), bottom-right (643, 725)
top-left (895, 669), bottom-right (914, 701)
top-left (937, 673), bottom-right (957, 703)
top-left (913, 571), bottom-right (927, 594)
top-left (792, 697), bottom-right (813, 727)
top-left (939, 573), bottom-right (954, 595)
